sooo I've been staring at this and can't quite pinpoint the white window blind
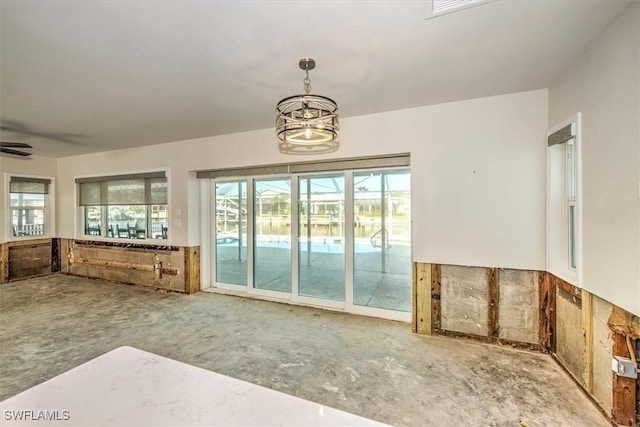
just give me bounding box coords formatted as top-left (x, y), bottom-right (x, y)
top-left (76, 172), bottom-right (167, 206)
top-left (196, 153), bottom-right (410, 179)
top-left (10, 177), bottom-right (51, 194)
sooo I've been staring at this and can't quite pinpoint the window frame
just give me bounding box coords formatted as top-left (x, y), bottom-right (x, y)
top-left (566, 137), bottom-right (577, 271)
top-left (75, 169), bottom-right (170, 242)
top-left (6, 173), bottom-right (55, 241)
top-left (546, 113), bottom-right (582, 285)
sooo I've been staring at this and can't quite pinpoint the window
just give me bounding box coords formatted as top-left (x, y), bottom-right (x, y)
top-left (547, 114), bottom-right (580, 284)
top-left (566, 138), bottom-right (577, 270)
top-left (76, 172), bottom-right (168, 240)
top-left (9, 176), bottom-right (52, 238)
top-left (426, 0), bottom-right (495, 19)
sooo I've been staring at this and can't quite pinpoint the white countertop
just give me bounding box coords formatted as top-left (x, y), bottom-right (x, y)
top-left (1, 346), bottom-right (387, 426)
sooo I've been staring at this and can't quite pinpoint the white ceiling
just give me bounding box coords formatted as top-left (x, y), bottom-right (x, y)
top-left (0, 0), bottom-right (633, 158)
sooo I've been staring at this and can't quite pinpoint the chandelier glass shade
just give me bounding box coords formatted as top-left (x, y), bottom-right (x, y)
top-left (276, 58), bottom-right (339, 146)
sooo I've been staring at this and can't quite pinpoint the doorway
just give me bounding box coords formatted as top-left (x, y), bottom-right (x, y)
top-left (205, 167), bottom-right (411, 321)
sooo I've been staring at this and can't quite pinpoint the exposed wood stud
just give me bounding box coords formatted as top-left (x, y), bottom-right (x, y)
top-left (154, 254), bottom-right (162, 279)
top-left (0, 243), bottom-right (9, 283)
top-left (581, 289), bottom-right (594, 393)
top-left (487, 267), bottom-right (499, 338)
top-left (539, 271), bottom-right (556, 353)
top-left (551, 273), bottom-right (581, 300)
top-left (51, 238), bottom-right (61, 273)
top-left (184, 249), bottom-right (191, 294)
top-left (612, 333), bottom-right (636, 426)
top-left (415, 263), bottom-right (432, 335)
top-left (548, 273), bottom-right (556, 354)
top-left (187, 246), bottom-right (201, 294)
top-left (412, 262), bottom-right (418, 333)
top-left (68, 244), bottom-right (75, 271)
top-left (431, 264), bottom-right (441, 333)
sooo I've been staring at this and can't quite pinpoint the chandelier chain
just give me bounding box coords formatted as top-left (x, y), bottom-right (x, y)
top-left (303, 70), bottom-right (311, 94)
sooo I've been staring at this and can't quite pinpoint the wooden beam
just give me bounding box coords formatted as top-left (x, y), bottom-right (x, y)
top-left (183, 246), bottom-right (201, 295)
top-left (412, 262), bottom-right (418, 333)
top-left (186, 246), bottom-right (200, 294)
top-left (435, 328), bottom-right (540, 351)
top-left (487, 267), bottom-right (499, 338)
top-left (73, 245), bottom-right (161, 263)
top-left (539, 271), bottom-right (556, 353)
top-left (581, 289), bottom-right (593, 393)
top-left (414, 263), bottom-right (432, 335)
top-left (431, 264), bottom-right (441, 333)
top-left (65, 240), bottom-right (74, 274)
top-left (73, 239), bottom-right (180, 252)
top-left (550, 273), bottom-right (581, 300)
top-left (70, 256), bottom-right (178, 276)
top-left (7, 238), bottom-right (51, 248)
top-left (611, 333), bottom-right (636, 426)
top-left (71, 256), bottom-right (154, 271)
top-left (608, 305), bottom-right (640, 339)
top-left (51, 238), bottom-right (61, 273)
top-left (0, 243), bottom-right (9, 283)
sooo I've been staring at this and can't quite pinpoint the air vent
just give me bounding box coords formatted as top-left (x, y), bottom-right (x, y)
top-left (426, 0), bottom-right (495, 19)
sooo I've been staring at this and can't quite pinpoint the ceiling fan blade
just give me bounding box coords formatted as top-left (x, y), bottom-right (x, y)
top-left (0, 142), bottom-right (32, 148)
top-left (0, 147), bottom-right (32, 157)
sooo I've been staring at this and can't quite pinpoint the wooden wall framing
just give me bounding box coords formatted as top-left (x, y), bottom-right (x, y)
top-left (413, 265), bottom-right (640, 425)
top-left (608, 305), bottom-right (640, 425)
top-left (64, 239), bottom-right (200, 294)
top-left (0, 239), bottom-right (53, 283)
top-left (539, 271), bottom-right (556, 353)
top-left (1, 238), bottom-right (200, 295)
top-left (487, 267), bottom-right (499, 338)
top-left (412, 262), bottom-right (432, 334)
top-left (412, 262), bottom-right (538, 349)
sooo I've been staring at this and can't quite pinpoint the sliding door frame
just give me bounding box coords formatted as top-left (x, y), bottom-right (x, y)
top-left (200, 165), bottom-right (411, 323)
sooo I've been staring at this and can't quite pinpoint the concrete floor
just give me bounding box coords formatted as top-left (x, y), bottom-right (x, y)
top-left (0, 274), bottom-right (607, 426)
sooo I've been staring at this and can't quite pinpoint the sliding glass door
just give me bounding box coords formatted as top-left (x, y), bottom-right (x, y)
top-left (298, 175), bottom-right (345, 302)
top-left (353, 170), bottom-right (411, 312)
top-left (207, 167), bottom-right (411, 321)
top-left (254, 178), bottom-right (292, 293)
top-left (215, 181), bottom-right (247, 286)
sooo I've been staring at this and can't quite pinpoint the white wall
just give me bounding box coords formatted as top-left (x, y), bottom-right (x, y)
top-left (404, 90), bottom-right (547, 269)
top-left (549, 2), bottom-right (640, 315)
top-left (0, 155), bottom-right (58, 244)
top-left (56, 89), bottom-right (548, 270)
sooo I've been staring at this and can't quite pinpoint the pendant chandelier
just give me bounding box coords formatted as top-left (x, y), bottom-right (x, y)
top-left (276, 58), bottom-right (339, 146)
